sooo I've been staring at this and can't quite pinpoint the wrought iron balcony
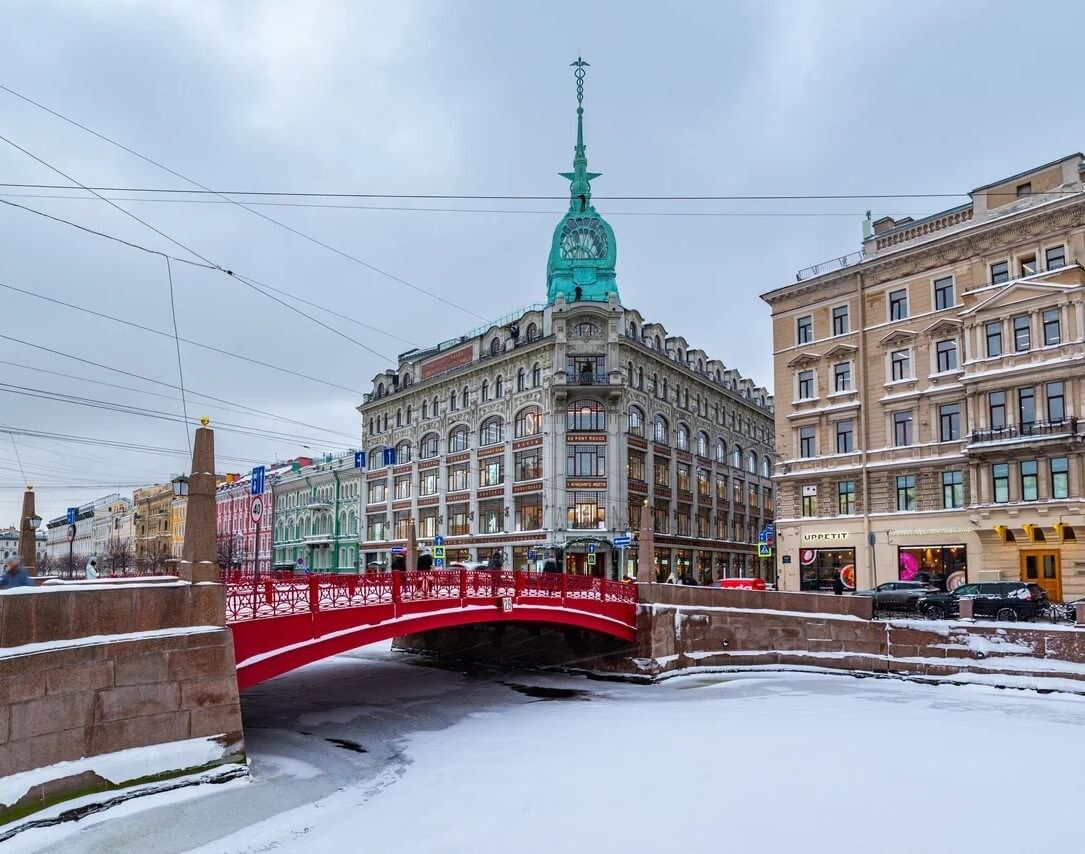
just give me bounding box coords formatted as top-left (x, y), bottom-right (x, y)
top-left (968, 417), bottom-right (1079, 447)
top-left (566, 371), bottom-right (611, 385)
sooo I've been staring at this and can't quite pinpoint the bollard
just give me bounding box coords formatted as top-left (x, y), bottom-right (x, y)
top-left (1076, 601), bottom-right (1085, 628)
top-left (958, 598), bottom-right (974, 621)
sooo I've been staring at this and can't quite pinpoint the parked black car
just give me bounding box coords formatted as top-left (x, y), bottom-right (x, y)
top-left (855, 581), bottom-right (937, 613)
top-left (917, 581), bottom-right (1049, 622)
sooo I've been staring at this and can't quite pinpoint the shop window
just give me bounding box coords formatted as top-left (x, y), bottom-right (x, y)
top-left (448, 504), bottom-right (470, 536)
top-left (799, 548), bottom-right (855, 592)
top-left (515, 495), bottom-right (542, 532)
top-left (479, 499), bottom-right (504, 534)
top-left (676, 463), bottom-right (691, 493)
top-left (567, 491), bottom-right (606, 530)
top-left (420, 470), bottom-right (438, 497)
top-left (394, 474), bottom-right (412, 500)
top-left (898, 545), bottom-right (966, 592)
top-left (447, 463), bottom-right (469, 493)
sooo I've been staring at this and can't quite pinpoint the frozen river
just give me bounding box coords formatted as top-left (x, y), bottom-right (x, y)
top-left (12, 643), bottom-right (1085, 854)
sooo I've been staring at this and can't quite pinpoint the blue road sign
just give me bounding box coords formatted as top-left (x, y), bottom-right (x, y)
top-left (354, 451), bottom-right (366, 469)
top-left (434, 557), bottom-right (445, 568)
top-left (251, 465), bottom-right (266, 496)
top-left (758, 530), bottom-right (770, 542)
top-left (66, 507), bottom-right (77, 525)
top-left (383, 448), bottom-right (396, 467)
top-left (434, 535), bottom-right (444, 546)
top-left (613, 535), bottom-right (632, 547)
top-left (588, 543), bottom-right (596, 554)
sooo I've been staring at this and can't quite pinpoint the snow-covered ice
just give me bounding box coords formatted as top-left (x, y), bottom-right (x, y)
top-left (12, 642), bottom-right (1085, 854)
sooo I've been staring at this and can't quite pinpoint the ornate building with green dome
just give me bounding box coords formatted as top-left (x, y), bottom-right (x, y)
top-left (353, 61), bottom-right (777, 583)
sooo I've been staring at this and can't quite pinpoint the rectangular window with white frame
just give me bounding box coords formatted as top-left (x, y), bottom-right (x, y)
top-left (832, 305), bottom-right (849, 336)
top-left (938, 403), bottom-right (961, 442)
top-left (896, 475), bottom-right (916, 511)
top-left (1013, 314), bottom-right (1030, 352)
top-left (890, 349), bottom-right (911, 381)
top-left (1042, 308), bottom-right (1061, 346)
top-left (833, 362), bottom-right (851, 392)
top-left (985, 321), bottom-right (1002, 357)
top-left (889, 288), bottom-right (908, 320)
top-left (797, 370), bottom-right (815, 400)
top-left (933, 276), bottom-right (954, 310)
top-left (1045, 244), bottom-right (1067, 270)
top-left (935, 339), bottom-right (957, 373)
top-left (942, 470), bottom-right (963, 509)
top-left (835, 420), bottom-right (854, 454)
top-left (992, 464), bottom-right (1009, 503)
top-left (893, 411), bottom-right (913, 446)
top-left (796, 315), bottom-right (812, 345)
top-left (837, 481), bottom-right (856, 515)
top-left (799, 425), bottom-right (816, 458)
top-left (991, 260), bottom-right (1010, 285)
top-left (1046, 381), bottom-right (1065, 423)
top-left (1051, 458), bottom-right (1069, 499)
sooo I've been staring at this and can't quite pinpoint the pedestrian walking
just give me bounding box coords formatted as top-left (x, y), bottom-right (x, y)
top-left (542, 559), bottom-right (559, 574)
top-left (831, 574), bottom-right (844, 595)
top-left (85, 557), bottom-right (98, 580)
top-left (0, 555), bottom-right (32, 589)
top-left (487, 550), bottom-right (503, 570)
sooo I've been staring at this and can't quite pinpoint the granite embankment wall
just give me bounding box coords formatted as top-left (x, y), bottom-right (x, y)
top-left (395, 583), bottom-right (1085, 692)
top-left (0, 582), bottom-right (244, 827)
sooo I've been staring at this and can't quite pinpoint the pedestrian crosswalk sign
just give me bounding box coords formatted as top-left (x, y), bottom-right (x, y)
top-left (758, 543), bottom-right (772, 558)
top-left (587, 553), bottom-right (596, 565)
top-left (433, 546), bottom-right (446, 560)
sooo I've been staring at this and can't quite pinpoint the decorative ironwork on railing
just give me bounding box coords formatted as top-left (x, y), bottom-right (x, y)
top-left (221, 569), bottom-right (637, 623)
top-left (566, 371), bottom-right (611, 385)
top-left (795, 250), bottom-right (865, 282)
top-left (969, 417), bottom-right (1079, 445)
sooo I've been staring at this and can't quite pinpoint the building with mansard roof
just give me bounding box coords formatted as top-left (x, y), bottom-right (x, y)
top-left (355, 62), bottom-right (775, 583)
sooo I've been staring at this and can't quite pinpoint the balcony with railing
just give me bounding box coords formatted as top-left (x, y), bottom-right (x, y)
top-left (967, 417), bottom-right (1080, 450)
top-left (566, 370), bottom-right (611, 386)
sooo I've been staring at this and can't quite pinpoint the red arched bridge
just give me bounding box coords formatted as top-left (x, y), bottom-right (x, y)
top-left (224, 570), bottom-right (638, 689)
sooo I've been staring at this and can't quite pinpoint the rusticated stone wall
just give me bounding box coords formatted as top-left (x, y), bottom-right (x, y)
top-left (395, 583), bottom-right (1085, 691)
top-left (1, 582), bottom-right (244, 827)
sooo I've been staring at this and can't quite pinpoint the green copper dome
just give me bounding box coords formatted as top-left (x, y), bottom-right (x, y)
top-left (546, 58), bottom-right (619, 305)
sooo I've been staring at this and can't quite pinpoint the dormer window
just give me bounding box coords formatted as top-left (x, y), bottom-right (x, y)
top-left (1016, 182), bottom-right (1032, 198)
top-left (490, 337), bottom-right (502, 356)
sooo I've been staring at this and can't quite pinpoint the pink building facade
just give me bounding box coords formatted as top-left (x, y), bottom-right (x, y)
top-left (215, 461), bottom-right (303, 574)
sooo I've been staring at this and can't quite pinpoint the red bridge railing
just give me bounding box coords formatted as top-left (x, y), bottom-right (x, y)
top-left (223, 569), bottom-right (636, 623)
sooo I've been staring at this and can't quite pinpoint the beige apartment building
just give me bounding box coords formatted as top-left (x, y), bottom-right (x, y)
top-left (762, 154), bottom-right (1085, 601)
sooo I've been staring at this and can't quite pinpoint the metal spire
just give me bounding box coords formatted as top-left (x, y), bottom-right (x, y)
top-left (561, 56), bottom-right (601, 212)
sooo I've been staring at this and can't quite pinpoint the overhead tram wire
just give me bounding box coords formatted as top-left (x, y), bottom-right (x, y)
top-left (6, 180), bottom-right (1073, 200)
top-left (0, 136), bottom-right (408, 360)
top-left (0, 198), bottom-right (419, 348)
top-left (0, 282), bottom-right (366, 396)
top-left (0, 84), bottom-right (488, 321)
top-left (0, 426), bottom-right (266, 465)
top-left (0, 383), bottom-right (358, 450)
top-left (0, 358), bottom-right (362, 443)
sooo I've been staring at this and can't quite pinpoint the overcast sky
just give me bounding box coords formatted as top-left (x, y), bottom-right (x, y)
top-left (2, 0), bottom-right (1084, 524)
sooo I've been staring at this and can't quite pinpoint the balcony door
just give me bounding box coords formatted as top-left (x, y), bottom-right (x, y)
top-left (1020, 550), bottom-right (1061, 601)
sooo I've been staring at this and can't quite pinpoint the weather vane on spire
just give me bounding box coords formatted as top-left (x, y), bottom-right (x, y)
top-left (571, 56), bottom-right (589, 109)
top-left (562, 57), bottom-right (600, 212)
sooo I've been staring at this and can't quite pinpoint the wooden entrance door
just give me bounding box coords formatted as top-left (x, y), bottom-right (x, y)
top-left (1020, 550), bottom-right (1062, 601)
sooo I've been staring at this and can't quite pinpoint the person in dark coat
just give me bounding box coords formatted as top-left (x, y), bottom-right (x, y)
top-left (831, 574), bottom-right (845, 595)
top-left (487, 551), bottom-right (503, 570)
top-left (417, 552), bottom-right (433, 571)
top-left (542, 559), bottom-right (559, 574)
top-left (391, 553), bottom-right (406, 571)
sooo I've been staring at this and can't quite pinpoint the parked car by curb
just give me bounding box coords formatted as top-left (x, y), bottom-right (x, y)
top-left (917, 581), bottom-right (1049, 622)
top-left (854, 581), bottom-right (936, 613)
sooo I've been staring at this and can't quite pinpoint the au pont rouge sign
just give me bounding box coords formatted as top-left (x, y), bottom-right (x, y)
top-left (421, 344), bottom-right (473, 380)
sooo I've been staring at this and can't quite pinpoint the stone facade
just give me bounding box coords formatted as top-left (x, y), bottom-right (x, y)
top-left (762, 153), bottom-right (1085, 599)
top-left (132, 484), bottom-right (174, 565)
top-left (358, 294), bottom-right (776, 582)
top-left (0, 581), bottom-right (244, 826)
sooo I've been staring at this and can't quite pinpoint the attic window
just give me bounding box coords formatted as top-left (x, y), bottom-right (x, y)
top-left (1016, 182), bottom-right (1032, 198)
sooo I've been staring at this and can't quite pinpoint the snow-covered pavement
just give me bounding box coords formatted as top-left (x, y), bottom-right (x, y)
top-left (12, 643), bottom-right (1085, 853)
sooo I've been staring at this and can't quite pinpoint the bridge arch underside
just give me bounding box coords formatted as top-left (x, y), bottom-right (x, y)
top-left (232, 604), bottom-right (636, 690)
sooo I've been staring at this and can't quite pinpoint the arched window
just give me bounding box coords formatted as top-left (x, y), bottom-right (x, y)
top-left (525, 322), bottom-right (539, 342)
top-left (461, 387), bottom-right (469, 409)
top-left (517, 368), bottom-right (526, 391)
top-left (761, 456), bottom-right (771, 478)
top-left (627, 361), bottom-right (634, 385)
top-left (629, 322), bottom-right (637, 339)
top-left (490, 337), bottom-right (502, 356)
top-left (405, 405), bottom-right (412, 425)
top-left (697, 431), bottom-right (709, 458)
top-left (572, 321), bottom-right (598, 336)
top-left (567, 399), bottom-right (606, 432)
top-left (396, 409), bottom-right (402, 427)
top-left (449, 390), bottom-right (457, 412)
top-left (655, 335), bottom-right (662, 351)
top-left (395, 441), bottom-right (411, 464)
top-left (637, 367), bottom-right (644, 390)
top-left (433, 395), bottom-right (439, 415)
top-left (515, 405), bottom-right (541, 438)
top-left (676, 423), bottom-right (690, 451)
top-left (402, 373), bottom-right (412, 387)
top-left (715, 438), bottom-right (726, 463)
top-left (628, 405), bottom-right (644, 437)
top-left (495, 375), bottom-right (503, 398)
top-left (421, 400), bottom-right (428, 420)
top-left (369, 446), bottom-right (385, 468)
top-left (661, 378), bottom-right (668, 400)
top-left (677, 348), bottom-right (684, 364)
top-left (654, 415), bottom-right (668, 444)
top-left (732, 446), bottom-right (743, 468)
top-left (481, 380), bottom-right (489, 402)
top-left (747, 451), bottom-right (757, 474)
top-left (420, 433), bottom-right (439, 459)
top-left (449, 425), bottom-right (469, 452)
top-left (480, 416), bottom-right (504, 446)
top-left (377, 382), bottom-right (385, 397)
top-left (531, 363), bottom-right (541, 387)
top-left (683, 389), bottom-right (689, 409)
